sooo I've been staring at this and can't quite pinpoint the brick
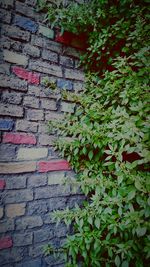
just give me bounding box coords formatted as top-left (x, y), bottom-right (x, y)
top-left (3, 132), bottom-right (36, 145)
top-left (0, 119), bottom-right (14, 131)
top-left (17, 148), bottom-right (48, 160)
top-left (16, 259), bottom-right (42, 267)
top-left (2, 91), bottom-right (22, 105)
top-left (0, 0), bottom-right (14, 8)
top-left (57, 79), bottom-right (73, 91)
top-left (31, 35), bottom-right (62, 53)
top-left (28, 85), bottom-right (42, 97)
top-left (0, 237), bottom-right (13, 250)
top-left (0, 74), bottom-right (28, 91)
top-left (38, 160), bottom-right (71, 173)
top-left (3, 25), bottom-right (30, 41)
top-left (14, 15), bottom-right (38, 33)
top-left (0, 179), bottom-right (6, 189)
top-left (0, 207), bottom-right (3, 219)
top-left (0, 144), bottom-right (16, 161)
top-left (0, 8), bottom-right (11, 23)
top-left (64, 46), bottom-right (80, 58)
top-left (6, 176), bottom-right (27, 189)
top-left (42, 49), bottom-right (58, 63)
top-left (38, 134), bottom-right (56, 146)
top-left (60, 55), bottom-right (74, 68)
top-left (23, 96), bottom-right (39, 108)
top-left (38, 123), bottom-right (48, 134)
top-left (28, 200), bottom-right (48, 215)
top-left (61, 101), bottom-right (75, 113)
top-left (26, 0), bottom-right (37, 6)
top-left (48, 172), bottom-right (65, 185)
top-left (0, 219), bottom-right (14, 233)
top-left (34, 228), bottom-right (53, 243)
top-left (16, 1), bottom-right (40, 20)
top-left (45, 198), bottom-right (67, 213)
top-left (0, 162), bottom-right (36, 174)
top-left (0, 247), bottom-right (25, 265)
top-left (55, 223), bottom-right (67, 238)
top-left (4, 189), bottom-right (33, 204)
top-left (39, 25), bottom-right (54, 39)
top-left (28, 174), bottom-right (47, 187)
top-left (12, 66), bottom-right (40, 85)
top-left (3, 50), bottom-right (28, 66)
top-left (29, 60), bottom-right (63, 77)
top-left (27, 108), bottom-right (44, 121)
top-left (16, 120), bottom-right (38, 133)
top-left (23, 44), bottom-right (40, 57)
top-left (45, 111), bottom-right (64, 121)
top-left (0, 103), bottom-right (24, 117)
top-left (74, 81), bottom-right (84, 92)
top-left (0, 63), bottom-right (10, 75)
top-left (41, 98), bottom-right (57, 110)
top-left (29, 244), bottom-right (45, 258)
top-left (16, 216), bottom-right (43, 230)
top-left (35, 185), bottom-right (71, 199)
top-left (65, 68), bottom-right (85, 81)
top-left (13, 233), bottom-right (32, 247)
top-left (6, 203), bottom-right (26, 218)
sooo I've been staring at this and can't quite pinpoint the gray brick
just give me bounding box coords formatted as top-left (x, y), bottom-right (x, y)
top-left (0, 144), bottom-right (16, 161)
top-left (28, 173), bottom-right (47, 187)
top-left (16, 1), bottom-right (40, 20)
top-left (13, 233), bottom-right (33, 246)
top-left (0, 103), bottom-right (24, 118)
top-left (24, 96), bottom-right (39, 108)
top-left (65, 69), bottom-right (84, 81)
top-left (2, 25), bottom-right (30, 41)
top-left (0, 36), bottom-right (10, 50)
top-left (61, 101), bottom-right (75, 113)
top-left (29, 60), bottom-right (63, 77)
top-left (4, 50), bottom-right (28, 66)
top-left (0, 0), bottom-right (14, 8)
top-left (27, 200), bottom-right (48, 215)
top-left (29, 243), bottom-right (46, 258)
top-left (60, 55), bottom-right (74, 68)
top-left (35, 185), bottom-right (71, 200)
top-left (16, 259), bottom-right (42, 267)
top-left (31, 35), bottom-right (62, 53)
top-left (2, 91), bottom-right (23, 105)
top-left (45, 111), bottom-right (64, 121)
top-left (34, 227), bottom-right (53, 243)
top-left (63, 46), bottom-right (80, 58)
top-left (47, 197), bottom-right (67, 212)
top-left (55, 223), bottom-right (67, 238)
top-left (38, 134), bottom-right (56, 146)
top-left (4, 189), bottom-right (33, 204)
top-left (26, 0), bottom-right (37, 7)
top-left (0, 8), bottom-right (11, 23)
top-left (0, 248), bottom-right (25, 265)
top-left (41, 98), bottom-right (57, 111)
top-left (42, 49), bottom-right (58, 63)
top-left (0, 219), bottom-right (15, 233)
top-left (74, 81), bottom-right (84, 92)
top-left (23, 44), bottom-right (40, 57)
top-left (0, 63), bottom-right (10, 75)
top-left (5, 176), bottom-right (27, 189)
top-left (16, 216), bottom-right (43, 230)
top-left (27, 108), bottom-right (44, 121)
top-left (16, 120), bottom-right (38, 133)
top-left (38, 123), bottom-right (49, 134)
top-left (0, 74), bottom-right (28, 92)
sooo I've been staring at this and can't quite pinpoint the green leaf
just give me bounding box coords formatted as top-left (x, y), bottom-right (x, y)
top-left (95, 218), bottom-right (100, 229)
top-left (127, 190), bottom-right (136, 201)
top-left (88, 150), bottom-right (94, 160)
top-left (136, 227), bottom-right (147, 237)
top-left (115, 255), bottom-right (121, 267)
top-left (121, 261), bottom-right (129, 267)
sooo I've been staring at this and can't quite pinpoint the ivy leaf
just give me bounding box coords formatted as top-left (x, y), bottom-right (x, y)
top-left (136, 227), bottom-right (147, 237)
top-left (95, 218), bottom-right (100, 229)
top-left (127, 190), bottom-right (136, 201)
top-left (115, 255), bottom-right (121, 267)
top-left (88, 150), bottom-right (94, 160)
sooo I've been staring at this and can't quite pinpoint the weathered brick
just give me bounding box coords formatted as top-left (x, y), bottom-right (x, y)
top-left (60, 55), bottom-right (74, 68)
top-left (29, 244), bottom-right (45, 258)
top-left (38, 134), bottom-right (56, 146)
top-left (4, 189), bottom-right (33, 204)
top-left (3, 50), bottom-right (28, 66)
top-left (17, 148), bottom-right (48, 160)
top-left (38, 123), bottom-right (49, 134)
top-left (29, 60), bottom-right (63, 77)
top-left (28, 200), bottom-right (48, 215)
top-left (45, 111), bottom-right (64, 121)
top-left (16, 259), bottom-right (42, 267)
top-left (65, 68), bottom-right (84, 81)
top-left (0, 103), bottom-right (24, 117)
top-left (26, 0), bottom-right (37, 6)
top-left (23, 44), bottom-right (40, 57)
top-left (61, 101), bottom-right (75, 113)
top-left (5, 176), bottom-right (27, 189)
top-left (41, 98), bottom-right (57, 111)
top-left (28, 85), bottom-right (42, 97)
top-left (57, 79), bottom-right (73, 91)
top-left (0, 179), bottom-right (6, 189)
top-left (42, 49), bottom-right (58, 63)
top-left (16, 1), bottom-right (40, 20)
top-left (0, 219), bottom-right (15, 233)
top-left (16, 120), bottom-right (38, 133)
top-left (0, 63), bottom-right (10, 75)
top-left (35, 185), bottom-right (71, 199)
top-left (38, 160), bottom-right (71, 173)
top-left (12, 66), bottom-right (40, 85)
top-left (0, 237), bottom-right (13, 250)
top-left (0, 247), bottom-right (25, 265)
top-left (16, 216), bottom-right (43, 230)
top-left (0, 144), bottom-right (16, 161)
top-left (0, 74), bottom-right (28, 91)
top-left (0, 119), bottom-right (14, 131)
top-left (2, 91), bottom-right (23, 105)
top-left (14, 15), bottom-right (38, 33)
top-left (3, 132), bottom-right (36, 145)
top-left (2, 25), bottom-right (30, 41)
top-left (34, 228), bottom-right (53, 243)
top-left (13, 233), bottom-right (33, 246)
top-left (27, 108), bottom-right (44, 121)
top-left (6, 203), bottom-right (26, 218)
top-left (74, 81), bottom-right (84, 92)
top-left (0, 8), bottom-right (11, 23)
top-left (55, 223), bottom-right (67, 238)
top-left (0, 0), bottom-right (14, 8)
top-left (28, 173), bottom-right (47, 187)
top-left (44, 198), bottom-right (67, 214)
top-left (23, 96), bottom-right (39, 108)
top-left (64, 46), bottom-right (80, 58)
top-left (31, 35), bottom-right (62, 53)
top-left (48, 172), bottom-right (65, 185)
top-left (0, 162), bottom-right (36, 174)
top-left (0, 36), bottom-right (10, 50)
top-left (0, 207), bottom-right (3, 219)
top-left (39, 25), bottom-right (54, 39)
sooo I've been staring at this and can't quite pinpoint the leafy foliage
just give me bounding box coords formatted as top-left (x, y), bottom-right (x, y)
top-left (38, 0), bottom-right (150, 266)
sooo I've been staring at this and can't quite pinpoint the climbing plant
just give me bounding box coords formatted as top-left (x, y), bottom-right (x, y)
top-left (38, 0), bottom-right (150, 266)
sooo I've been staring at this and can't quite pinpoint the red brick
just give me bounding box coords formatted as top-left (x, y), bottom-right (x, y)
top-left (12, 66), bottom-right (40, 85)
top-left (55, 31), bottom-right (86, 50)
top-left (0, 179), bottom-right (6, 190)
top-left (0, 237), bottom-right (13, 250)
top-left (3, 132), bottom-right (36, 145)
top-left (38, 160), bottom-right (71, 173)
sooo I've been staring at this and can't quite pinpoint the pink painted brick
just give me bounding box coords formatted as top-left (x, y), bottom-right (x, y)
top-left (3, 132), bottom-right (36, 145)
top-left (0, 180), bottom-right (6, 190)
top-left (0, 237), bottom-right (13, 250)
top-left (12, 66), bottom-right (40, 85)
top-left (38, 160), bottom-right (71, 173)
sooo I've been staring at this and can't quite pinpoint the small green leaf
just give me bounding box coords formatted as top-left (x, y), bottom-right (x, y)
top-left (121, 261), bottom-right (129, 267)
top-left (95, 217), bottom-right (100, 229)
top-left (88, 150), bottom-right (94, 160)
top-left (115, 255), bottom-right (121, 267)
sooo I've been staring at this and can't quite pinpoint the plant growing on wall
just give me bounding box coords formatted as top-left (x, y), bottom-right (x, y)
top-left (39, 0), bottom-right (150, 266)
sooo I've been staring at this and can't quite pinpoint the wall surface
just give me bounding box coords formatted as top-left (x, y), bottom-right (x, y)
top-left (0, 0), bottom-right (85, 266)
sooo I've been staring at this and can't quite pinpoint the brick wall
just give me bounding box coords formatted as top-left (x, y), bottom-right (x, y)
top-left (0, 0), bottom-right (85, 266)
